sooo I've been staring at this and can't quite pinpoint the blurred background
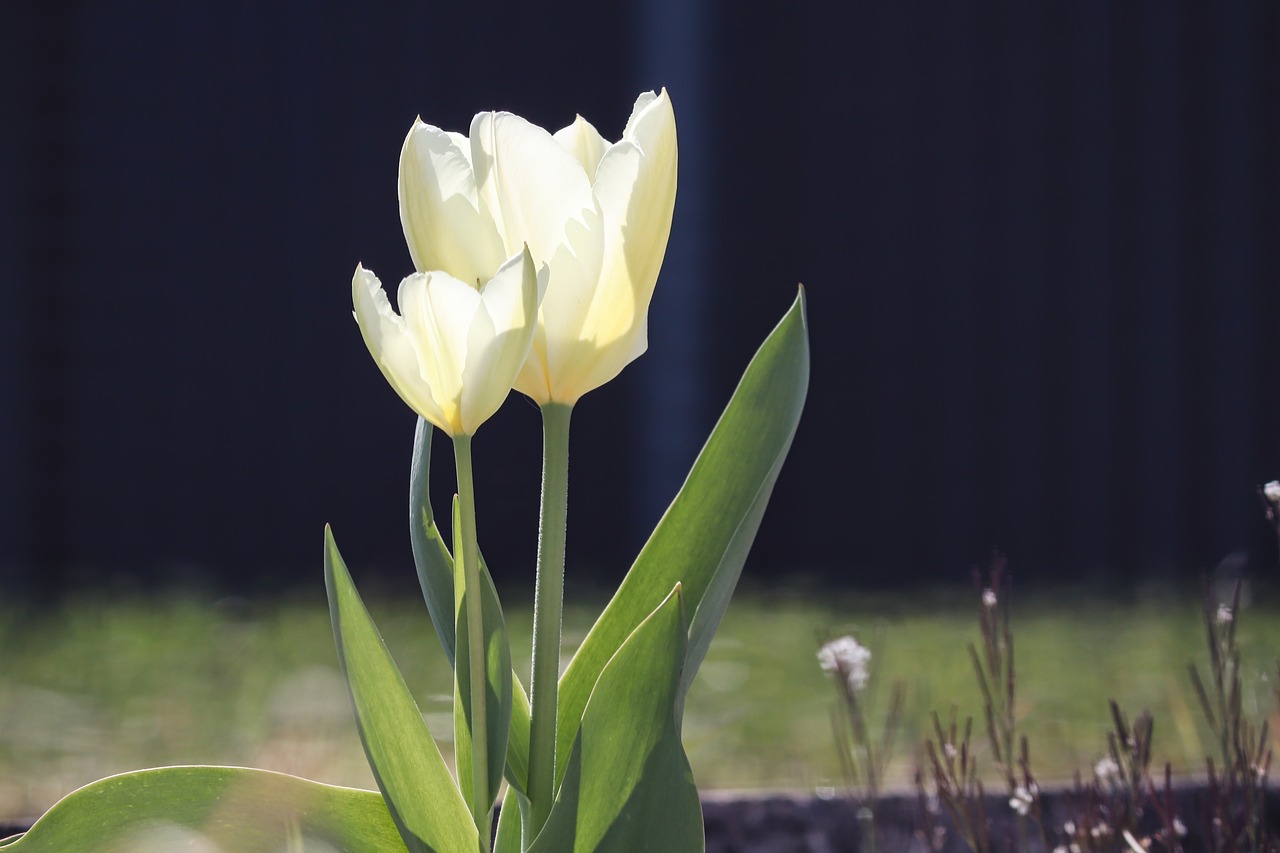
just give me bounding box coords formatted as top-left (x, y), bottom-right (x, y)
top-left (3, 0), bottom-right (1280, 823)
top-left (2, 0), bottom-right (1278, 595)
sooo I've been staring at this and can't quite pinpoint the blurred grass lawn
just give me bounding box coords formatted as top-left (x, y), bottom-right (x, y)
top-left (1, 579), bottom-right (1278, 822)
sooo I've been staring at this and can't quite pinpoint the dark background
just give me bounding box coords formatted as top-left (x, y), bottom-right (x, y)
top-left (2, 1), bottom-right (1277, 595)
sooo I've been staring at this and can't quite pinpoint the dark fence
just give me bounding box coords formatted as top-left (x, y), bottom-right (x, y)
top-left (2, 1), bottom-right (1277, 594)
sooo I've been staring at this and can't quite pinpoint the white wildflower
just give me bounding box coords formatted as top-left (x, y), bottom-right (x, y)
top-left (1264, 481), bottom-right (1280, 505)
top-left (943, 742), bottom-right (959, 759)
top-left (982, 588), bottom-right (998, 607)
top-left (1216, 603), bottom-right (1233, 625)
top-left (1172, 818), bottom-right (1187, 837)
top-left (1063, 821), bottom-right (1076, 835)
top-left (1009, 784), bottom-right (1034, 816)
top-left (1095, 756), bottom-right (1120, 782)
top-left (817, 635), bottom-right (872, 692)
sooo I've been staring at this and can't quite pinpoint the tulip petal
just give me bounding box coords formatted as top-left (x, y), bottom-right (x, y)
top-left (398, 271), bottom-right (483, 435)
top-left (514, 206), bottom-right (606, 405)
top-left (459, 248), bottom-right (541, 433)
top-left (623, 90), bottom-right (660, 139)
top-left (596, 89), bottom-right (677, 316)
top-left (582, 140), bottom-right (644, 343)
top-left (554, 90), bottom-right (676, 398)
top-left (399, 120), bottom-right (507, 285)
top-left (352, 265), bottom-right (451, 433)
top-left (553, 115), bottom-right (609, 182)
top-left (470, 112), bottom-right (600, 272)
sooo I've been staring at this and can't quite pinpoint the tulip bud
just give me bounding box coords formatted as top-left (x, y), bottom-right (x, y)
top-left (353, 247), bottom-right (545, 436)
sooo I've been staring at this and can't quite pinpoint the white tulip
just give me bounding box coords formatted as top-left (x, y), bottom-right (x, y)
top-left (352, 247), bottom-right (545, 437)
top-left (399, 90), bottom-right (677, 405)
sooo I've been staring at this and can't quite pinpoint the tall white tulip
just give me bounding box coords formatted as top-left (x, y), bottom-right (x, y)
top-left (352, 247), bottom-right (545, 437)
top-left (399, 90), bottom-right (677, 405)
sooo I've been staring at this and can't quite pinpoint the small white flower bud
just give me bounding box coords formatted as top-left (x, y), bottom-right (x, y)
top-left (817, 635), bottom-right (872, 692)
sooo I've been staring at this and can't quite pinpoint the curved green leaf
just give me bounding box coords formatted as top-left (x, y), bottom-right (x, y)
top-left (0, 766), bottom-right (404, 853)
top-left (492, 790), bottom-right (529, 853)
top-left (556, 289), bottom-right (809, 781)
top-left (325, 527), bottom-right (476, 853)
top-left (451, 497), bottom-right (513, 819)
top-left (528, 585), bottom-right (702, 853)
top-left (409, 418), bottom-right (458, 662)
top-left (503, 674), bottom-right (532, 796)
top-left (409, 419), bottom-right (532, 795)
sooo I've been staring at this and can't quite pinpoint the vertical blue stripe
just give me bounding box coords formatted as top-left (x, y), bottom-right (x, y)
top-left (630, 0), bottom-right (711, 537)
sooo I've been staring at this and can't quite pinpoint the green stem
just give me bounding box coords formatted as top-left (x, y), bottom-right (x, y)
top-left (527, 402), bottom-right (573, 835)
top-left (453, 435), bottom-right (490, 851)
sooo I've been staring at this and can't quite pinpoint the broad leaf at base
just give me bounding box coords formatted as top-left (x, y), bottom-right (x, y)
top-left (555, 289), bottom-right (810, 783)
top-left (528, 584), bottom-right (703, 853)
top-left (326, 526), bottom-right (477, 853)
top-left (0, 766), bottom-right (405, 853)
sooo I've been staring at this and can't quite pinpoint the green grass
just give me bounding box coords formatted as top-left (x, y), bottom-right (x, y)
top-left (0, 580), bottom-right (1277, 822)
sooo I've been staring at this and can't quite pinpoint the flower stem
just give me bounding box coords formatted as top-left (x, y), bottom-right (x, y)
top-left (527, 402), bottom-right (572, 835)
top-left (453, 435), bottom-right (490, 851)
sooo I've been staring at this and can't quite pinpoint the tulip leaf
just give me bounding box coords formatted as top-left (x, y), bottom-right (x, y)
top-left (556, 289), bottom-right (809, 782)
top-left (504, 675), bottom-right (532, 795)
top-left (0, 766), bottom-right (405, 853)
top-left (325, 526), bottom-right (477, 853)
top-left (451, 497), bottom-right (513, 820)
top-left (410, 418), bottom-right (532, 795)
top-left (492, 790), bottom-right (530, 853)
top-left (410, 417), bottom-right (459, 661)
top-left (527, 584), bottom-right (702, 853)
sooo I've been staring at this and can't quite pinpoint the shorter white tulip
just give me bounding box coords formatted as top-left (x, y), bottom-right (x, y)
top-left (353, 247), bottom-right (546, 437)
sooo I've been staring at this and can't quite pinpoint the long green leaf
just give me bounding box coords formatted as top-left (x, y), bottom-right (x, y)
top-left (409, 419), bottom-right (532, 795)
top-left (409, 417), bottom-right (458, 661)
top-left (492, 790), bottom-right (529, 853)
top-left (325, 527), bottom-right (477, 853)
top-left (0, 766), bottom-right (405, 853)
top-left (528, 585), bottom-right (702, 853)
top-left (451, 497), bottom-right (513, 818)
top-left (555, 289), bottom-right (809, 781)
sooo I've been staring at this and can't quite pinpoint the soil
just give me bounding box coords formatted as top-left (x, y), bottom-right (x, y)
top-left (702, 785), bottom-right (1280, 853)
